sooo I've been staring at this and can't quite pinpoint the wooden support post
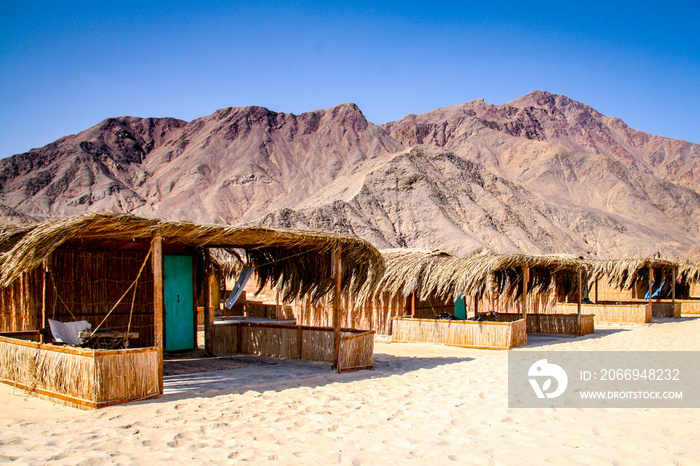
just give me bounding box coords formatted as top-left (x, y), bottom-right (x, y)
top-left (203, 249), bottom-right (214, 356)
top-left (594, 279), bottom-right (599, 304)
top-left (152, 234), bottom-right (164, 395)
top-left (473, 295), bottom-right (479, 318)
top-left (332, 245), bottom-right (342, 372)
top-left (672, 267), bottom-right (677, 312)
top-left (411, 291), bottom-right (416, 318)
top-left (648, 266), bottom-right (653, 304)
top-left (41, 262), bottom-right (47, 343)
top-left (297, 326), bottom-right (303, 359)
top-left (577, 269), bottom-right (583, 336)
top-left (522, 267), bottom-right (530, 319)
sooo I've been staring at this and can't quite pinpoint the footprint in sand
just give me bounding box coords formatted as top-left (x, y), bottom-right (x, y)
top-left (592, 426), bottom-right (623, 436)
top-left (662, 427), bottom-right (682, 438)
top-left (610, 457), bottom-right (638, 466)
top-left (294, 418), bottom-right (310, 427)
top-left (382, 438), bottom-right (412, 449)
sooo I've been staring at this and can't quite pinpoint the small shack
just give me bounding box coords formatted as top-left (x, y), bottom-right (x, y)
top-left (0, 214), bottom-right (383, 408)
top-left (351, 250), bottom-right (600, 348)
top-left (552, 259), bottom-right (691, 323)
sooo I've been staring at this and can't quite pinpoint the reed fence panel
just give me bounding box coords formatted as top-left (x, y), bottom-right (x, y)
top-left (498, 313), bottom-right (594, 336)
top-left (242, 325), bottom-right (299, 358)
top-left (300, 328), bottom-right (334, 362)
top-left (211, 322), bottom-right (371, 368)
top-left (0, 336), bottom-right (159, 409)
top-left (338, 331), bottom-right (374, 372)
top-left (296, 292), bottom-right (406, 336)
top-left (679, 300), bottom-right (700, 314)
top-left (391, 317), bottom-right (526, 349)
top-left (649, 301), bottom-right (681, 317)
top-left (555, 303), bottom-right (652, 323)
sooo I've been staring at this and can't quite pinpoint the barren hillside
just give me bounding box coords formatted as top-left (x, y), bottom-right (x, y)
top-left (2, 91), bottom-right (699, 259)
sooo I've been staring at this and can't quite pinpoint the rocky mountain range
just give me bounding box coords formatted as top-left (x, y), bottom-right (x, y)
top-left (1, 90), bottom-right (699, 260)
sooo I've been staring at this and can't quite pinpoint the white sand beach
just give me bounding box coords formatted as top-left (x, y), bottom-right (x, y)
top-left (1, 317), bottom-right (700, 465)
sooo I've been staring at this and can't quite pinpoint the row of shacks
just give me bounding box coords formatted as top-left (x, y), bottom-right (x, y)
top-left (1, 214), bottom-right (699, 408)
top-left (298, 249), bottom-right (700, 348)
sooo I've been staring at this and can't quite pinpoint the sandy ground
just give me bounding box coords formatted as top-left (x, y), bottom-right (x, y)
top-left (1, 318), bottom-right (700, 465)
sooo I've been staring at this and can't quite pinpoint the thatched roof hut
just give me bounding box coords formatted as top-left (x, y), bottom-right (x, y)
top-left (364, 249), bottom-right (589, 303)
top-left (0, 214), bottom-right (383, 407)
top-left (587, 258), bottom-right (700, 300)
top-left (0, 213), bottom-right (384, 302)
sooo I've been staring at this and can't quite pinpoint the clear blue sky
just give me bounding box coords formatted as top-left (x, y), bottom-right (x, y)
top-left (1, 1), bottom-right (698, 158)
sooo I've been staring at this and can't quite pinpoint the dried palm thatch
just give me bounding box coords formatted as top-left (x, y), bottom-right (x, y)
top-left (679, 263), bottom-right (700, 285)
top-left (589, 258), bottom-right (682, 291)
top-left (0, 213), bottom-right (384, 303)
top-left (361, 249), bottom-right (590, 305)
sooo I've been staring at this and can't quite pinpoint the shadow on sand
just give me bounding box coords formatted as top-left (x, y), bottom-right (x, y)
top-left (521, 327), bottom-right (630, 349)
top-left (132, 351), bottom-right (474, 406)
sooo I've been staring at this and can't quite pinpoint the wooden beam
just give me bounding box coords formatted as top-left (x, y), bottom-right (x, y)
top-left (594, 279), bottom-right (599, 304)
top-left (577, 270), bottom-right (583, 316)
top-left (411, 291), bottom-right (416, 318)
top-left (203, 249), bottom-right (214, 356)
top-left (522, 266), bottom-right (530, 319)
top-left (41, 261), bottom-right (47, 343)
top-left (332, 245), bottom-right (342, 372)
top-left (152, 234), bottom-right (164, 395)
top-left (672, 267), bottom-right (677, 306)
top-left (648, 266), bottom-right (653, 304)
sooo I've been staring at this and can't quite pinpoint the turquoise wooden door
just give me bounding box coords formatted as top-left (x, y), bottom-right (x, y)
top-left (454, 296), bottom-right (466, 319)
top-left (164, 255), bottom-right (195, 351)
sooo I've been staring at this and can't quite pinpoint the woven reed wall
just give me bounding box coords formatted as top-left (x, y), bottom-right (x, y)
top-left (1, 248), bottom-right (154, 347)
top-left (0, 336), bottom-right (159, 408)
top-left (555, 303), bottom-right (652, 323)
top-left (679, 300), bottom-right (700, 314)
top-left (594, 300), bottom-right (680, 318)
top-left (212, 323), bottom-right (239, 354)
top-left (243, 326), bottom-right (299, 358)
top-left (301, 327), bottom-right (334, 362)
top-left (593, 278), bottom-right (639, 301)
top-left (296, 292), bottom-right (406, 336)
top-left (498, 313), bottom-right (594, 336)
top-left (94, 350), bottom-right (160, 404)
top-left (649, 301), bottom-right (681, 317)
top-left (0, 268), bottom-right (43, 332)
top-left (211, 322), bottom-right (364, 366)
top-left (580, 314), bottom-right (595, 335)
top-left (338, 331), bottom-right (374, 371)
top-left (691, 284), bottom-right (700, 298)
top-left (0, 330), bottom-right (42, 342)
top-left (391, 317), bottom-right (526, 349)
top-left (48, 249), bottom-right (154, 348)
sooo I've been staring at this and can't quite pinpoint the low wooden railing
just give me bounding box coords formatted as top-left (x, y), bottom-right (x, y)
top-left (497, 313), bottom-right (595, 336)
top-left (554, 303), bottom-right (652, 323)
top-left (391, 316), bottom-right (526, 350)
top-left (0, 335), bottom-right (160, 409)
top-left (213, 322), bottom-right (374, 372)
top-left (676, 300), bottom-right (700, 314)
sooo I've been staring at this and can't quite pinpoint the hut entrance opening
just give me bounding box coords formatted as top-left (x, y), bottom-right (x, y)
top-left (164, 255), bottom-right (195, 352)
